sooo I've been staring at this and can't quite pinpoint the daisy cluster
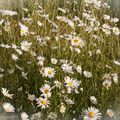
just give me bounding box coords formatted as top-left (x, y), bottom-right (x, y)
top-left (0, 0), bottom-right (120, 120)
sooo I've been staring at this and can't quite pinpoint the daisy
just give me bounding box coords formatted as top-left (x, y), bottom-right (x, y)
top-left (54, 80), bottom-right (61, 89)
top-left (37, 56), bottom-right (45, 66)
top-left (83, 71), bottom-right (92, 78)
top-left (76, 65), bottom-right (82, 74)
top-left (42, 67), bottom-right (55, 78)
top-left (28, 94), bottom-right (36, 101)
top-left (111, 18), bottom-right (119, 23)
top-left (0, 10), bottom-right (17, 16)
top-left (90, 96), bottom-right (97, 104)
top-left (19, 22), bottom-right (28, 36)
top-left (71, 37), bottom-right (84, 47)
top-left (64, 76), bottom-right (80, 93)
top-left (20, 41), bottom-right (32, 52)
top-left (51, 58), bottom-right (58, 64)
top-left (83, 107), bottom-right (102, 120)
top-left (112, 27), bottom-right (120, 35)
top-left (107, 109), bottom-right (115, 118)
top-left (65, 76), bottom-right (74, 88)
top-left (3, 102), bottom-right (15, 112)
top-left (40, 84), bottom-right (51, 98)
top-left (12, 54), bottom-right (18, 61)
top-left (1, 88), bottom-right (13, 99)
top-left (21, 112), bottom-right (29, 120)
top-left (36, 97), bottom-right (50, 109)
top-left (60, 103), bottom-right (66, 113)
top-left (61, 63), bottom-right (73, 74)
top-left (112, 73), bottom-right (118, 84)
top-left (103, 80), bottom-right (112, 90)
top-left (113, 60), bottom-right (120, 66)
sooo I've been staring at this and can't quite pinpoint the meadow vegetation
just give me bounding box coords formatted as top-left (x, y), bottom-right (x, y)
top-left (0, 0), bottom-right (120, 119)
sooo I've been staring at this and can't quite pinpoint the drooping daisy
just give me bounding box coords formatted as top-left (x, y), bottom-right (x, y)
top-left (112, 27), bottom-right (120, 35)
top-left (90, 96), bottom-right (97, 104)
top-left (20, 41), bottom-right (32, 52)
top-left (111, 73), bottom-right (118, 84)
top-left (107, 109), bottom-right (115, 118)
top-left (83, 107), bottom-right (102, 120)
top-left (83, 71), bottom-right (92, 78)
top-left (40, 84), bottom-right (51, 98)
top-left (61, 63), bottom-right (73, 74)
top-left (71, 37), bottom-right (84, 47)
top-left (103, 80), bottom-right (112, 90)
top-left (0, 10), bottom-right (17, 16)
top-left (60, 103), bottom-right (66, 113)
top-left (54, 80), bottom-right (61, 89)
top-left (28, 94), bottom-right (36, 101)
top-left (51, 58), bottom-right (58, 64)
top-left (1, 88), bottom-right (13, 99)
top-left (12, 54), bottom-right (18, 61)
top-left (36, 97), bottom-right (50, 109)
top-left (42, 67), bottom-right (55, 78)
top-left (76, 65), bottom-right (82, 74)
top-left (19, 22), bottom-right (28, 36)
top-left (21, 112), bottom-right (29, 120)
top-left (3, 102), bottom-right (15, 112)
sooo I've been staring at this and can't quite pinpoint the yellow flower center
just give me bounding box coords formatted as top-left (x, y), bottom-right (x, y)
top-left (88, 112), bottom-right (95, 118)
top-left (41, 100), bottom-right (46, 105)
top-left (68, 82), bottom-right (72, 87)
top-left (48, 70), bottom-right (52, 74)
top-left (73, 39), bottom-right (79, 44)
top-left (44, 89), bottom-right (49, 94)
top-left (21, 29), bottom-right (25, 33)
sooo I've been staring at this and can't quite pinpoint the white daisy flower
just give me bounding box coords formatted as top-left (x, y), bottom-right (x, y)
top-left (113, 60), bottom-right (120, 66)
top-left (37, 21), bottom-right (43, 27)
top-left (107, 109), bottom-right (115, 118)
top-left (64, 76), bottom-right (80, 93)
top-left (37, 55), bottom-right (45, 66)
top-left (21, 112), bottom-right (29, 120)
top-left (111, 73), bottom-right (118, 84)
top-left (61, 63), bottom-right (73, 74)
top-left (28, 94), bottom-right (36, 101)
top-left (103, 15), bottom-right (110, 20)
top-left (36, 97), bottom-right (50, 109)
top-left (0, 74), bottom-right (4, 78)
top-left (40, 84), bottom-right (51, 98)
top-left (60, 103), bottom-right (66, 113)
top-left (76, 65), bottom-right (82, 74)
top-left (83, 107), bottom-right (102, 120)
top-left (3, 102), bottom-right (15, 112)
top-left (12, 54), bottom-right (18, 61)
top-left (0, 10), bottom-right (17, 16)
top-left (21, 41), bottom-right (32, 52)
top-left (42, 67), bottom-right (55, 78)
top-left (111, 18), bottom-right (119, 23)
top-left (19, 22), bottom-right (29, 36)
top-left (2, 88), bottom-right (13, 99)
top-left (54, 80), bottom-right (61, 89)
top-left (90, 96), bottom-right (97, 104)
top-left (51, 58), bottom-right (58, 64)
top-left (83, 71), bottom-right (92, 78)
top-left (71, 37), bottom-right (84, 47)
top-left (112, 27), bottom-right (120, 35)
top-left (103, 80), bottom-right (112, 90)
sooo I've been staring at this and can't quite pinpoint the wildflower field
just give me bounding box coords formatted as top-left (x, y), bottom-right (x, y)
top-left (0, 0), bottom-right (120, 119)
